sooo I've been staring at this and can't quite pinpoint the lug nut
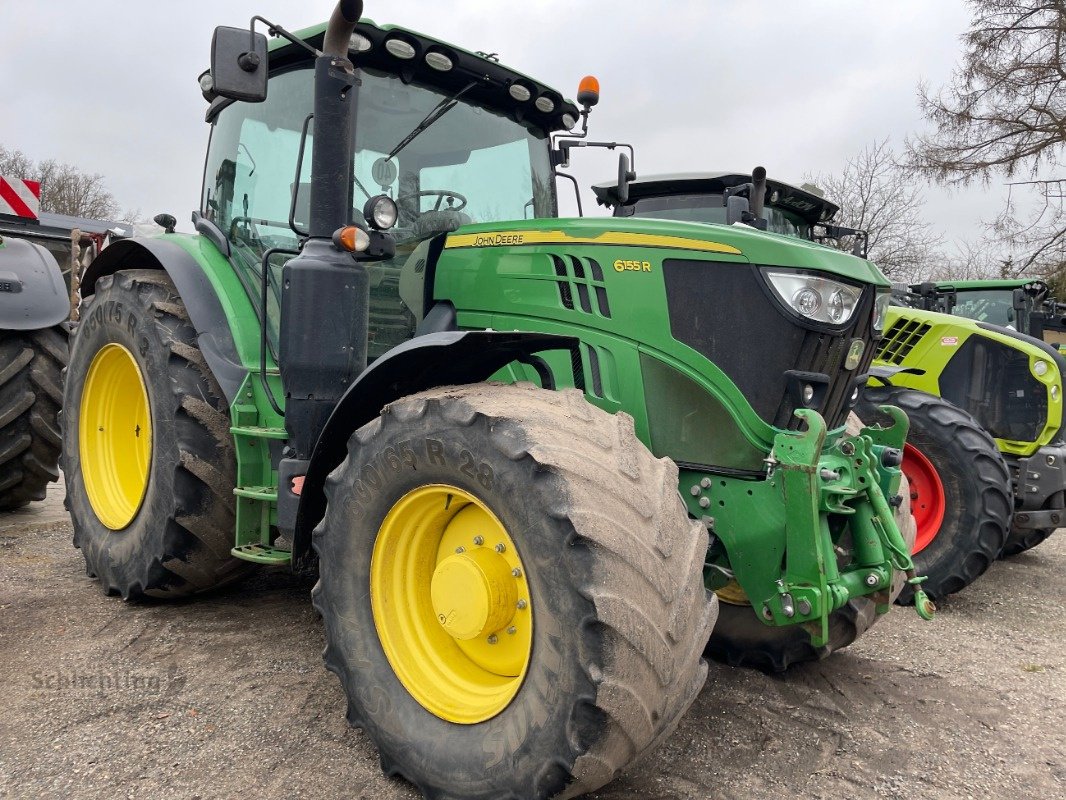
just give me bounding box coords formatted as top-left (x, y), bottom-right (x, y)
top-left (455, 546), bottom-right (466, 554)
top-left (507, 626), bottom-right (517, 635)
top-left (473, 535), bottom-right (484, 546)
top-left (699, 497), bottom-right (711, 508)
top-left (690, 485), bottom-right (702, 497)
top-left (487, 634), bottom-right (498, 645)
top-left (495, 543), bottom-right (506, 553)
top-left (700, 477), bottom-right (712, 489)
top-left (517, 599), bottom-right (527, 610)
top-left (511, 568), bottom-right (522, 578)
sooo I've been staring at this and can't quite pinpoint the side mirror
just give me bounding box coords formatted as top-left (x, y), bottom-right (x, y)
top-left (615, 152), bottom-right (634, 206)
top-left (211, 26), bottom-right (269, 103)
top-left (725, 195), bottom-right (749, 226)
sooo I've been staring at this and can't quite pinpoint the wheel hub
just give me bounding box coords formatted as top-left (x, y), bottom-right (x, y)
top-left (431, 548), bottom-right (518, 641)
top-left (902, 443), bottom-right (946, 555)
top-left (370, 484), bottom-right (533, 724)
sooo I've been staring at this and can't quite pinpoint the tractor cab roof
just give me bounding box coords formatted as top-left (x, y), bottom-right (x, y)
top-left (922, 279), bottom-right (1039, 291)
top-left (207, 18), bottom-right (579, 134)
top-left (591, 171), bottom-right (840, 226)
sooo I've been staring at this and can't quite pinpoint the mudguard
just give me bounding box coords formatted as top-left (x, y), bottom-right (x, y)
top-left (0, 237), bottom-right (69, 330)
top-left (290, 330), bottom-right (579, 563)
top-left (80, 236), bottom-right (247, 403)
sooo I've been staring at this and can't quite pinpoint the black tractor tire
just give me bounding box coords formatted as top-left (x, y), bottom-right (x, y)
top-left (1001, 525), bottom-right (1055, 557)
top-left (0, 326), bottom-right (66, 511)
top-left (63, 269), bottom-right (252, 598)
top-left (857, 386), bottom-right (1011, 602)
top-left (312, 383), bottom-right (716, 800)
top-left (705, 414), bottom-right (917, 673)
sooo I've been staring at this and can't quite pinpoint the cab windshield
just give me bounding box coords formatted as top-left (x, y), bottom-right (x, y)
top-left (950, 290), bottom-right (1018, 328)
top-left (202, 65), bottom-right (556, 357)
top-left (627, 192), bottom-right (811, 238)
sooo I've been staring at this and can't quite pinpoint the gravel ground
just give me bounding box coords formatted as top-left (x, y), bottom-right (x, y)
top-left (1, 479), bottom-right (1063, 800)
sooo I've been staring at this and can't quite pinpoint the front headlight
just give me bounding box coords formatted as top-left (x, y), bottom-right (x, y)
top-left (872, 292), bottom-right (891, 332)
top-left (763, 270), bottom-right (862, 326)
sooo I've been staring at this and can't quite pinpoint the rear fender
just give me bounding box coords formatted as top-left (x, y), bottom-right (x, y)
top-left (0, 237), bottom-right (69, 330)
top-left (80, 235), bottom-right (257, 403)
top-left (290, 330), bottom-right (580, 565)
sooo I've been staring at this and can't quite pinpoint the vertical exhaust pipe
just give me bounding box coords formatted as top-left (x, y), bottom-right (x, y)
top-left (280, 0), bottom-right (370, 465)
top-left (750, 166), bottom-right (767, 222)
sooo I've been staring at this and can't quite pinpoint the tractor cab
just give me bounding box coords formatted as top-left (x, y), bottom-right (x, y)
top-left (903, 279), bottom-right (1066, 349)
top-left (200, 19), bottom-right (577, 359)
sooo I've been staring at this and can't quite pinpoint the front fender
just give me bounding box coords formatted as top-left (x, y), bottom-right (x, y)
top-left (290, 330), bottom-right (579, 564)
top-left (81, 235), bottom-right (256, 404)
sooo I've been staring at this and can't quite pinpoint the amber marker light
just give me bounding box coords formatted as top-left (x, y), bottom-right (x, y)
top-left (333, 225), bottom-right (370, 253)
top-left (577, 75), bottom-right (600, 107)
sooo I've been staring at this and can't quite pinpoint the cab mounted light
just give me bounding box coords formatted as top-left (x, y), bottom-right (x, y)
top-left (384, 37), bottom-right (417, 59)
top-left (535, 95), bottom-right (556, 113)
top-left (333, 224), bottom-right (370, 253)
top-left (349, 32), bottom-right (373, 52)
top-left (364, 195), bottom-right (398, 230)
top-left (424, 50), bottom-right (454, 71)
top-left (509, 83), bottom-right (532, 102)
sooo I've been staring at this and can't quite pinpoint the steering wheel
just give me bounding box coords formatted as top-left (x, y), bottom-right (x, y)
top-left (396, 189), bottom-right (468, 214)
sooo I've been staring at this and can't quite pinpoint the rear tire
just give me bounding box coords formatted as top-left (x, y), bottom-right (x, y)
top-left (313, 383), bottom-right (716, 799)
top-left (857, 386), bottom-right (1011, 601)
top-left (0, 326), bottom-right (66, 511)
top-left (705, 414), bottom-right (917, 672)
top-left (63, 269), bottom-right (252, 598)
top-left (1001, 525), bottom-right (1055, 557)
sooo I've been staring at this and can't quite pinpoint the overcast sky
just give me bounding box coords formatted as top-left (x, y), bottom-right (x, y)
top-left (4, 0), bottom-right (1001, 250)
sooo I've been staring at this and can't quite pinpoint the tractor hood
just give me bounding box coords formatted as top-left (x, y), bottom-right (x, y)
top-left (446, 217), bottom-right (890, 287)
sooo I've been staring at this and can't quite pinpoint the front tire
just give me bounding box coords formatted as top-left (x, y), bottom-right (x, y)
top-left (313, 383), bottom-right (716, 800)
top-left (63, 269), bottom-right (251, 598)
top-left (1001, 525), bottom-right (1055, 558)
top-left (857, 387), bottom-right (1011, 601)
top-left (0, 326), bottom-right (66, 511)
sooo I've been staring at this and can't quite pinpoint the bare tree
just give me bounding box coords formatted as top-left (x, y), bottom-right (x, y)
top-left (807, 138), bottom-right (943, 280)
top-left (906, 0), bottom-right (1066, 276)
top-left (921, 240), bottom-right (1014, 281)
top-left (0, 146), bottom-right (121, 220)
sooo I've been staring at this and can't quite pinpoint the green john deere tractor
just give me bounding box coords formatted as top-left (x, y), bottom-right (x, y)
top-left (0, 234), bottom-right (67, 510)
top-left (596, 170), bottom-right (1050, 600)
top-left (64, 6), bottom-right (926, 797)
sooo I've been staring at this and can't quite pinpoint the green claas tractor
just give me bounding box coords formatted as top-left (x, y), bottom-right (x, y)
top-left (0, 233), bottom-right (67, 510)
top-left (903, 278), bottom-right (1066, 352)
top-left (872, 305), bottom-right (1064, 560)
top-left (64, 6), bottom-right (927, 797)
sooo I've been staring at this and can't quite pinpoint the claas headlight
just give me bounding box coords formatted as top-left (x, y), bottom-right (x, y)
top-left (763, 270), bottom-right (861, 326)
top-left (364, 195), bottom-right (398, 231)
top-left (872, 291), bottom-right (891, 332)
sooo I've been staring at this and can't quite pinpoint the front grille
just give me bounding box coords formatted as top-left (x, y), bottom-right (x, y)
top-left (550, 254), bottom-right (611, 318)
top-left (939, 336), bottom-right (1048, 442)
top-left (663, 259), bottom-right (873, 430)
top-left (877, 317), bottom-right (931, 364)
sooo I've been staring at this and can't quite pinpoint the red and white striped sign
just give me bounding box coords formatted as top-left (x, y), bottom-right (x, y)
top-left (0, 176), bottom-right (41, 220)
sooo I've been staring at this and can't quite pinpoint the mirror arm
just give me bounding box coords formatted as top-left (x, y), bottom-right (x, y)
top-left (249, 15), bottom-right (321, 58)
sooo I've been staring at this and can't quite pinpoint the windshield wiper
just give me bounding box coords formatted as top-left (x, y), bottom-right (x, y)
top-left (385, 81), bottom-right (478, 162)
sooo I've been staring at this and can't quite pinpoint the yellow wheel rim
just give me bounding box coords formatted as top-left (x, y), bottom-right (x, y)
top-left (79, 343), bottom-right (152, 530)
top-left (715, 580), bottom-right (750, 606)
top-left (370, 484), bottom-right (533, 724)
